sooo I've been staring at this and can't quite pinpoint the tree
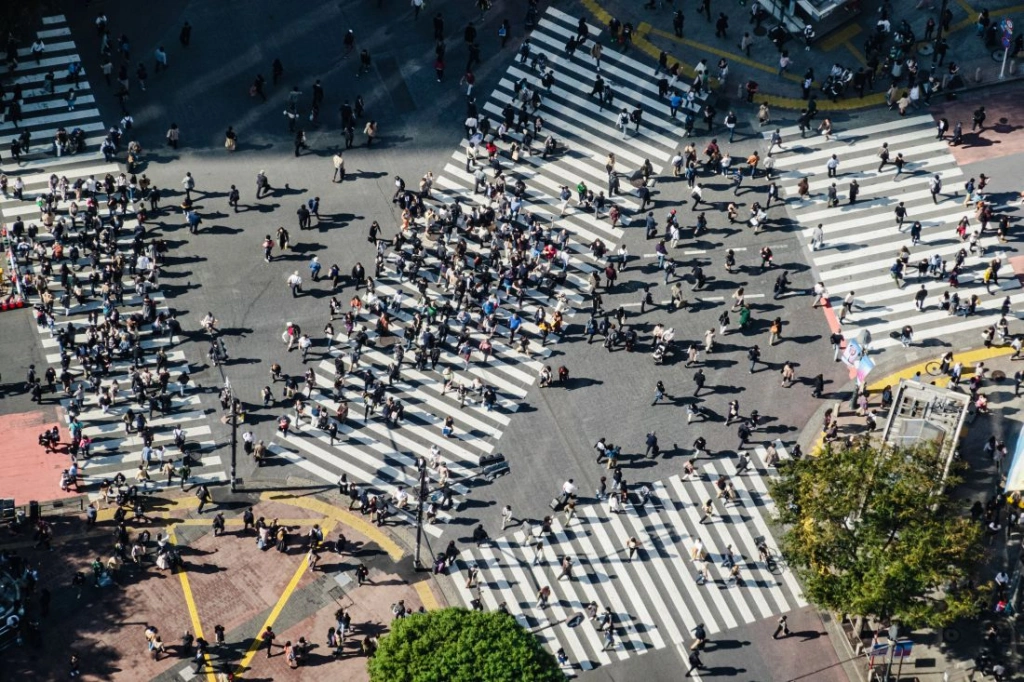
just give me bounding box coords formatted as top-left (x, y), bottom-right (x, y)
top-left (769, 439), bottom-right (986, 628)
top-left (368, 608), bottom-right (563, 682)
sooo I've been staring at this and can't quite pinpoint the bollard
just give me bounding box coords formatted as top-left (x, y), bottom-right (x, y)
top-left (975, 66), bottom-right (982, 82)
top-left (941, 74), bottom-right (950, 89)
top-left (737, 83), bottom-right (744, 99)
top-left (1011, 59), bottom-right (1018, 75)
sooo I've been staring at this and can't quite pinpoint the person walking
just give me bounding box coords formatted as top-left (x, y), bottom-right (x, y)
top-left (625, 536), bottom-right (640, 562)
top-left (914, 285), bottom-right (927, 311)
top-left (929, 173), bottom-right (942, 203)
top-left (333, 152), bottom-right (345, 182)
top-left (826, 154), bottom-right (839, 178)
top-left (772, 615), bottom-right (790, 638)
top-left (685, 649), bottom-right (704, 677)
top-left (500, 505), bottom-right (513, 531)
top-left (557, 556), bottom-right (574, 581)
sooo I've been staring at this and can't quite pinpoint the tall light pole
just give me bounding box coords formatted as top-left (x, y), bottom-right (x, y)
top-left (413, 460), bottom-right (428, 569)
top-left (931, 0), bottom-right (949, 74)
top-left (224, 379), bottom-right (239, 493)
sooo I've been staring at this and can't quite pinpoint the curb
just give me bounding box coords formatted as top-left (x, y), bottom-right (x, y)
top-left (578, 0), bottom-right (1024, 111)
top-left (796, 345), bottom-right (1016, 457)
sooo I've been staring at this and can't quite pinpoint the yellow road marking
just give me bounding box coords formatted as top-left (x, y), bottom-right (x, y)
top-left (956, 0), bottom-right (978, 18)
top-left (819, 24), bottom-right (862, 52)
top-left (169, 528), bottom-right (217, 682)
top-left (580, 0), bottom-right (886, 111)
top-left (232, 518), bottom-right (335, 679)
top-left (866, 346), bottom-right (1013, 391)
top-left (173, 517), bottom-right (329, 527)
top-left (261, 491), bottom-right (404, 562)
top-left (643, 24), bottom-right (799, 80)
top-left (580, 0), bottom-right (612, 24)
top-left (414, 580), bottom-right (441, 610)
top-left (806, 346), bottom-right (1015, 455)
top-left (843, 41), bottom-right (868, 66)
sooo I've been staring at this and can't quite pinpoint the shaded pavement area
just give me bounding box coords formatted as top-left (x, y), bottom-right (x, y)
top-left (0, 489), bottom-right (444, 681)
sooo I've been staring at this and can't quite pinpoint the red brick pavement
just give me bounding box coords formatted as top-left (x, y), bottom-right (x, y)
top-left (0, 408), bottom-right (75, 505)
top-left (0, 492), bottom-right (441, 681)
top-left (932, 89), bottom-right (1024, 166)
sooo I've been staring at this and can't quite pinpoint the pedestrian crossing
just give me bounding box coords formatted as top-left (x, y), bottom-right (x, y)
top-left (765, 114), bottom-right (1024, 351)
top-left (269, 7), bottom-right (704, 535)
top-left (447, 443), bottom-right (805, 670)
top-left (3, 15), bottom-right (226, 498)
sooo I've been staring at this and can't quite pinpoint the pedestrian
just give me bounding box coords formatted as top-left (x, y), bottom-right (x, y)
top-left (929, 173), bottom-right (942, 203)
top-left (166, 123), bottom-right (180, 149)
top-left (262, 626), bottom-right (276, 658)
top-left (826, 154), bottom-right (839, 178)
top-left (698, 498), bottom-right (715, 524)
top-left (558, 556), bottom-right (574, 581)
top-left (333, 152), bottom-right (345, 182)
top-left (500, 504), bottom-right (513, 530)
top-left (772, 615), bottom-right (790, 638)
top-left (685, 650), bottom-right (703, 677)
top-left (625, 536), bottom-right (640, 562)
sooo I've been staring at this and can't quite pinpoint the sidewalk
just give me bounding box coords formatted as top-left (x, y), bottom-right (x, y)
top-left (800, 345), bottom-right (1024, 681)
top-left (0, 486), bottom-right (447, 681)
top-left (582, 0), bottom-right (1024, 111)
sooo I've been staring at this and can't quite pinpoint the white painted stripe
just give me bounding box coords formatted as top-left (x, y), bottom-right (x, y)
top-left (648, 481), bottom-right (740, 631)
top-left (607, 503), bottom-right (700, 639)
top-left (579, 506), bottom-right (677, 647)
top-left (16, 40), bottom-right (77, 57)
top-left (767, 114), bottom-right (933, 140)
top-left (267, 442), bottom-right (443, 538)
top-left (543, 519), bottom-right (633, 660)
top-left (478, 542), bottom-right (588, 666)
top-left (0, 102), bottom-right (99, 129)
top-left (6, 54), bottom-right (82, 74)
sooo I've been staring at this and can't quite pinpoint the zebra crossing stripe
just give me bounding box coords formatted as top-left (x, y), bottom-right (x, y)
top-left (579, 506), bottom-right (679, 647)
top-left (541, 519), bottom-right (634, 660)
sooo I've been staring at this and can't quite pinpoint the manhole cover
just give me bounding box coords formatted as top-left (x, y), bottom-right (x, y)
top-left (919, 44), bottom-right (935, 56)
top-left (942, 627), bottom-right (960, 642)
top-left (993, 48), bottom-right (1007, 62)
top-left (992, 370), bottom-right (1006, 381)
top-left (753, 26), bottom-right (768, 37)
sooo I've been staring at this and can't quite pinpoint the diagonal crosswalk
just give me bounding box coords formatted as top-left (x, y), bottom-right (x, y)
top-left (270, 7), bottom-right (707, 535)
top-left (448, 443), bottom-right (805, 669)
top-left (765, 114), bottom-right (1024, 351)
top-left (5, 15), bottom-right (225, 498)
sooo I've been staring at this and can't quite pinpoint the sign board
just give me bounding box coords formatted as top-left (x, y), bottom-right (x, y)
top-left (856, 355), bottom-right (876, 384)
top-left (841, 339), bottom-right (863, 368)
top-left (892, 640), bottom-right (913, 658)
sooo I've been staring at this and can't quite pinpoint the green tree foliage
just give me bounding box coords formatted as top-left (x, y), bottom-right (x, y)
top-left (769, 439), bottom-right (985, 628)
top-left (368, 608), bottom-right (564, 682)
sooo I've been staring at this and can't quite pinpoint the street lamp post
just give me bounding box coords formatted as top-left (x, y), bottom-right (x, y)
top-left (229, 399), bottom-right (238, 493)
top-left (413, 461), bottom-right (428, 569)
top-left (224, 379), bottom-right (238, 493)
top-left (931, 0), bottom-right (949, 73)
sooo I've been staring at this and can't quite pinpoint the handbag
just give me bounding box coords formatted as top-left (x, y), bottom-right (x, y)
top-left (224, 138), bottom-right (235, 150)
